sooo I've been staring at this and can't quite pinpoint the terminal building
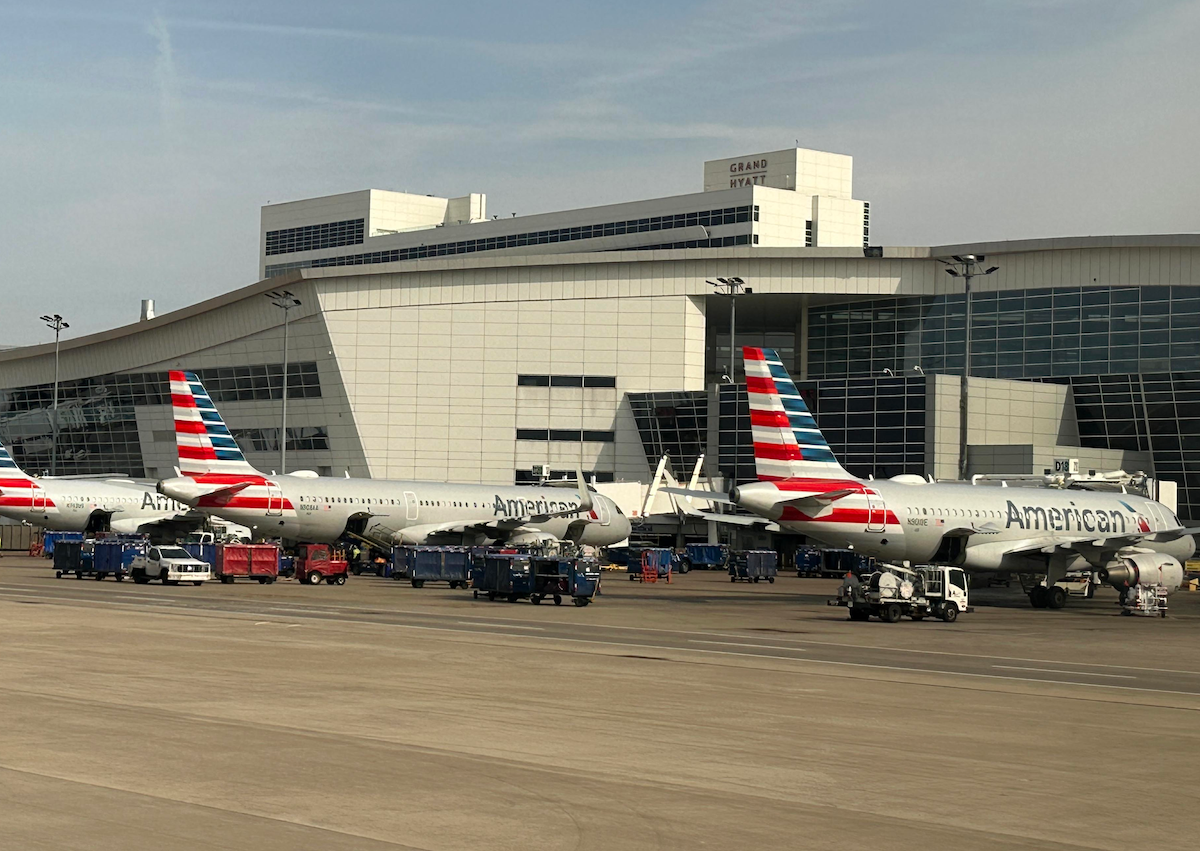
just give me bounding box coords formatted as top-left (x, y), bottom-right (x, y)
top-left (2, 147), bottom-right (1199, 528)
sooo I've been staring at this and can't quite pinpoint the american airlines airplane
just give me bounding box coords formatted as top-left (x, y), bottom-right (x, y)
top-left (0, 441), bottom-right (196, 539)
top-left (674, 347), bottom-right (1196, 609)
top-left (156, 371), bottom-right (631, 548)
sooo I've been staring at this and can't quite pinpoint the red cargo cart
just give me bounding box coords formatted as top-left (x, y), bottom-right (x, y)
top-left (215, 544), bottom-right (280, 584)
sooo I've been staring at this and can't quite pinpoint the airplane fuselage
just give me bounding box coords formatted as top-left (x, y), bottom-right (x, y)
top-left (162, 474), bottom-right (631, 547)
top-left (0, 478), bottom-right (191, 533)
top-left (735, 478), bottom-right (1196, 572)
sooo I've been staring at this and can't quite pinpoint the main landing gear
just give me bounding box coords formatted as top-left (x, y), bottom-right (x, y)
top-left (1028, 584), bottom-right (1067, 609)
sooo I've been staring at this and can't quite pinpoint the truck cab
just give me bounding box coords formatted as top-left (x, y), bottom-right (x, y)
top-left (131, 545), bottom-right (212, 585)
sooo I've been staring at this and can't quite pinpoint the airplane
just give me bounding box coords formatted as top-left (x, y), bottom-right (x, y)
top-left (156, 371), bottom-right (632, 549)
top-left (0, 440), bottom-right (198, 540)
top-left (669, 347), bottom-right (1196, 610)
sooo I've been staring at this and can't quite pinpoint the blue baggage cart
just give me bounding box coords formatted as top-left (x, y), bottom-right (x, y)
top-left (43, 531), bottom-right (84, 558)
top-left (628, 548), bottom-right (672, 581)
top-left (795, 547), bottom-right (823, 577)
top-left (603, 546), bottom-right (631, 567)
top-left (89, 540), bottom-right (140, 581)
top-left (182, 542), bottom-right (217, 567)
top-left (53, 541), bottom-right (93, 579)
top-left (730, 550), bottom-right (778, 583)
top-left (472, 553), bottom-right (534, 602)
top-left (408, 546), bottom-right (471, 589)
top-left (683, 543), bottom-right (729, 571)
top-left (568, 559), bottom-right (602, 606)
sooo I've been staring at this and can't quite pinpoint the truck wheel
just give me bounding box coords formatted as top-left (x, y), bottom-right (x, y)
top-left (258, 578), bottom-right (268, 584)
top-left (768, 577), bottom-right (775, 584)
top-left (307, 572), bottom-right (323, 585)
top-left (1046, 586), bottom-right (1067, 609)
top-left (553, 595), bottom-right (562, 606)
top-left (881, 603), bottom-right (902, 623)
top-left (941, 603), bottom-right (959, 623)
top-left (132, 571), bottom-right (149, 585)
top-left (334, 576), bottom-right (346, 585)
top-left (193, 581), bottom-right (203, 587)
top-left (531, 595), bottom-right (542, 605)
top-left (160, 570), bottom-right (171, 585)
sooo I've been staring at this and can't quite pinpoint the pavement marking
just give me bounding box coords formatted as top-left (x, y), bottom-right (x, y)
top-left (690, 640), bottom-right (807, 652)
top-left (992, 665), bottom-right (1136, 679)
top-left (455, 621), bottom-right (544, 630)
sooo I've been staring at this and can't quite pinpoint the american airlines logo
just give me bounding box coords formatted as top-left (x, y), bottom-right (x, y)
top-left (1005, 500), bottom-right (1133, 534)
top-left (493, 495), bottom-right (580, 517)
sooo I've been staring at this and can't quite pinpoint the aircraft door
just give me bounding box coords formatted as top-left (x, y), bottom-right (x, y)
top-left (403, 491), bottom-right (419, 521)
top-left (1145, 501), bottom-right (1167, 531)
top-left (865, 489), bottom-right (886, 533)
top-left (266, 483), bottom-right (283, 516)
top-left (595, 497), bottom-right (611, 526)
top-left (29, 486), bottom-right (47, 513)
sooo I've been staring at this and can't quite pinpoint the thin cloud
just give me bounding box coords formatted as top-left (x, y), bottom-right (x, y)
top-left (148, 11), bottom-right (180, 129)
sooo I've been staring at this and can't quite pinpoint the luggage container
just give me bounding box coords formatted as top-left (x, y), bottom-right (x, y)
top-left (86, 539), bottom-right (146, 581)
top-left (730, 550), bottom-right (778, 583)
top-left (568, 558), bottom-right (602, 606)
top-left (43, 531), bottom-right (84, 559)
top-left (182, 542), bottom-right (217, 567)
top-left (53, 540), bottom-right (92, 579)
top-left (683, 543), bottom-right (729, 572)
top-left (794, 547), bottom-right (823, 577)
top-left (528, 556), bottom-right (603, 606)
top-left (628, 548), bottom-right (672, 582)
top-left (391, 546), bottom-right (415, 580)
top-left (408, 546), bottom-right (471, 589)
top-left (472, 553), bottom-right (534, 602)
top-left (294, 543), bottom-right (349, 586)
top-left (214, 544), bottom-right (280, 584)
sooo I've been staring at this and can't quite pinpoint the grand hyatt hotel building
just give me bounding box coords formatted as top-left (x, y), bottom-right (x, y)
top-left (3, 147), bottom-right (1200, 525)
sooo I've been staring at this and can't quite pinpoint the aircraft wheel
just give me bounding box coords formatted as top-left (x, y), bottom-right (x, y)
top-left (1029, 586), bottom-right (1048, 608)
top-left (1046, 586), bottom-right (1067, 609)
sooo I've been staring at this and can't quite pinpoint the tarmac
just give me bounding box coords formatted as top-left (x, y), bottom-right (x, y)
top-left (2, 555), bottom-right (1198, 850)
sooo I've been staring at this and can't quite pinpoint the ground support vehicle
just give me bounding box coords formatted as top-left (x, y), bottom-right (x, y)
top-left (681, 543), bottom-right (729, 572)
top-left (130, 545), bottom-right (212, 585)
top-left (43, 531), bottom-right (84, 559)
top-left (294, 543), bottom-right (349, 585)
top-left (628, 548), bottom-right (672, 582)
top-left (1020, 571), bottom-right (1099, 609)
top-left (830, 564), bottom-right (972, 623)
top-left (730, 550), bottom-right (778, 583)
top-left (401, 546), bottom-right (471, 589)
top-left (279, 554), bottom-right (295, 578)
top-left (1120, 583), bottom-right (1171, 617)
top-left (530, 556), bottom-right (601, 606)
top-left (472, 553), bottom-right (534, 602)
top-left (214, 544), bottom-right (280, 584)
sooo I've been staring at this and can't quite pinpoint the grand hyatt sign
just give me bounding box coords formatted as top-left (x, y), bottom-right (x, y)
top-left (728, 157), bottom-right (768, 188)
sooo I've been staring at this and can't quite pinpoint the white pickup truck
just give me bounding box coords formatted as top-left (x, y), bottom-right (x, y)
top-left (130, 546), bottom-right (212, 586)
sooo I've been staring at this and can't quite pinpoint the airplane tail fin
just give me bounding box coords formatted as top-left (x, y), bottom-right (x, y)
top-left (0, 439), bottom-right (35, 484)
top-left (742, 346), bottom-right (853, 482)
top-left (169, 371), bottom-right (261, 478)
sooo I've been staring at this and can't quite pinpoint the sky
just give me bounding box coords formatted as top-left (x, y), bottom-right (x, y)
top-left (2, 1), bottom-right (1198, 347)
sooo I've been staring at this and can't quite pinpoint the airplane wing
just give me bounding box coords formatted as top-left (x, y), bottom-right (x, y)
top-left (968, 526), bottom-right (1200, 559)
top-left (694, 511), bottom-right (779, 529)
top-left (661, 487), bottom-right (732, 504)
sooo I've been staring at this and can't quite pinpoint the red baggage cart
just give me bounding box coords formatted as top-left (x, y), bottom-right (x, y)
top-left (215, 544), bottom-right (280, 584)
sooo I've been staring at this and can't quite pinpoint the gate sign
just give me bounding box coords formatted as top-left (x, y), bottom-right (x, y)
top-left (1053, 458), bottom-right (1079, 475)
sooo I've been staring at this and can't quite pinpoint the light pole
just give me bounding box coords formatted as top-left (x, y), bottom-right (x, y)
top-left (39, 314), bottom-right (69, 476)
top-left (941, 255), bottom-right (999, 480)
top-left (266, 290), bottom-right (301, 473)
top-left (706, 277), bottom-right (751, 383)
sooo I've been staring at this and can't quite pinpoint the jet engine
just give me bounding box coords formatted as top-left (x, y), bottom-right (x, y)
top-left (1098, 553), bottom-right (1184, 591)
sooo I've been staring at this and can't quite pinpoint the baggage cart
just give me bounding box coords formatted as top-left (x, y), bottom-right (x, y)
top-left (568, 558), bottom-right (602, 606)
top-left (53, 541), bottom-right (93, 579)
top-left (294, 543), bottom-right (349, 586)
top-left (85, 539), bottom-right (146, 581)
top-left (683, 543), bottom-right (729, 572)
top-left (182, 542), bottom-right (217, 567)
top-left (472, 553), bottom-right (534, 602)
top-left (214, 544), bottom-right (280, 584)
top-left (628, 548), bottom-right (672, 582)
top-left (795, 546), bottom-right (823, 577)
top-left (408, 546), bottom-right (471, 589)
top-left (43, 531), bottom-right (83, 559)
top-left (730, 550), bottom-right (778, 583)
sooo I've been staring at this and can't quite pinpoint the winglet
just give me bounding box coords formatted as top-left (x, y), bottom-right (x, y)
top-left (576, 466), bottom-right (593, 513)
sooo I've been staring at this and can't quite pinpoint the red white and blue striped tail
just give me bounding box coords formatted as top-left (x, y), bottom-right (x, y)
top-left (0, 441), bottom-right (34, 481)
top-left (742, 346), bottom-right (852, 482)
top-left (170, 370), bottom-right (261, 478)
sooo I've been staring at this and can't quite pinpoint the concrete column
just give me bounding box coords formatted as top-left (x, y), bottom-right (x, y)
top-left (798, 294), bottom-right (810, 380)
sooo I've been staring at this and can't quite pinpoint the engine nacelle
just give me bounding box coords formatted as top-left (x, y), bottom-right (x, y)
top-left (1098, 553), bottom-right (1184, 592)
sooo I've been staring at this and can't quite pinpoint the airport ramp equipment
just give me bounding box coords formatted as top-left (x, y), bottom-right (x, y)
top-left (472, 553), bottom-right (534, 602)
top-left (404, 546), bottom-right (471, 589)
top-left (43, 531), bottom-right (84, 558)
top-left (730, 550), bottom-right (778, 584)
top-left (85, 539), bottom-right (147, 581)
top-left (214, 544), bottom-right (280, 584)
top-left (53, 540), bottom-right (91, 579)
top-left (182, 542), bottom-right (217, 567)
top-left (628, 548), bottom-right (673, 582)
top-left (683, 543), bottom-right (729, 572)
